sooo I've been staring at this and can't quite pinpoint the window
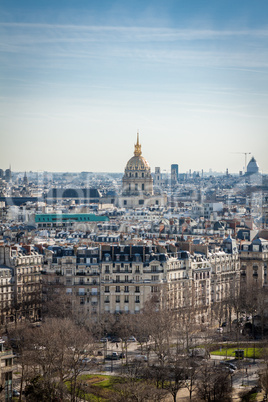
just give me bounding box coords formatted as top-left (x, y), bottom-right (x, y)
top-left (151, 265), bottom-right (157, 272)
top-left (135, 296), bottom-right (140, 303)
top-left (135, 184), bottom-right (138, 191)
top-left (142, 184), bottom-right (144, 190)
top-left (125, 276), bottom-right (129, 282)
top-left (116, 276), bottom-right (120, 283)
top-left (105, 286), bottom-right (109, 293)
top-left (124, 286), bottom-right (129, 293)
top-left (116, 286), bottom-right (120, 292)
top-left (105, 266), bottom-right (110, 273)
top-left (116, 296), bottom-right (120, 303)
top-left (135, 286), bottom-right (140, 293)
top-left (124, 200), bottom-right (127, 205)
top-left (125, 295), bottom-right (129, 303)
top-left (135, 266), bottom-right (140, 273)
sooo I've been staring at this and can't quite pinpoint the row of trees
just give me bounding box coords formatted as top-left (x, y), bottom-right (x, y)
top-left (6, 277), bottom-right (268, 401)
top-left (8, 295), bottom-right (234, 401)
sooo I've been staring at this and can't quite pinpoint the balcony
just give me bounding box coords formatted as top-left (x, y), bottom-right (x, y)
top-left (0, 365), bottom-right (14, 373)
top-left (0, 350), bottom-right (14, 358)
top-left (112, 270), bottom-right (132, 274)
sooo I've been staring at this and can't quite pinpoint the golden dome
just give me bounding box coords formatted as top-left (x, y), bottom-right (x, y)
top-left (125, 155), bottom-right (150, 171)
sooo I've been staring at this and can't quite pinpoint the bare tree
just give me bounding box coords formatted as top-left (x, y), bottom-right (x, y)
top-left (12, 318), bottom-right (95, 401)
top-left (196, 363), bottom-right (232, 402)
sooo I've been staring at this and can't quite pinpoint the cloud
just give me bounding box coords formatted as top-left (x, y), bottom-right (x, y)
top-left (1, 22), bottom-right (268, 70)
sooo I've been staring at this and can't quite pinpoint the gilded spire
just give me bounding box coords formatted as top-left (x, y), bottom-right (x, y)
top-left (134, 131), bottom-right (142, 156)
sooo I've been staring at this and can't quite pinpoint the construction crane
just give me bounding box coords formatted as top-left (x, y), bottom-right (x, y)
top-left (231, 152), bottom-right (251, 173)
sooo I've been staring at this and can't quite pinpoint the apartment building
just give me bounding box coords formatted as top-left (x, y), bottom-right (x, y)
top-left (240, 237), bottom-right (268, 288)
top-left (40, 238), bottom-right (240, 324)
top-left (0, 338), bottom-right (14, 401)
top-left (0, 267), bottom-right (13, 327)
top-left (0, 245), bottom-right (43, 324)
top-left (99, 244), bottom-right (167, 314)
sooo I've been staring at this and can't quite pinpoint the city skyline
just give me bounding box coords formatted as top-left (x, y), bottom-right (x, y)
top-left (1, 0), bottom-right (268, 173)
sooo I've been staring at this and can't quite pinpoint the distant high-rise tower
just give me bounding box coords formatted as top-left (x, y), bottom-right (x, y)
top-left (154, 167), bottom-right (162, 187)
top-left (23, 172), bottom-right (28, 186)
top-left (5, 168), bottom-right (11, 182)
top-left (171, 164), bottom-right (179, 185)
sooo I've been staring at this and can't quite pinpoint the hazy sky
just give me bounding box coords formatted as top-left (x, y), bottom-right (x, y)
top-left (1, 0), bottom-right (268, 174)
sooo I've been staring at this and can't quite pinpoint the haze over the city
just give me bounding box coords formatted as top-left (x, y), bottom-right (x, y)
top-left (0, 0), bottom-right (268, 173)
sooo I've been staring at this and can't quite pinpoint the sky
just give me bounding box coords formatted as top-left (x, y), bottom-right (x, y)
top-left (0, 0), bottom-right (268, 174)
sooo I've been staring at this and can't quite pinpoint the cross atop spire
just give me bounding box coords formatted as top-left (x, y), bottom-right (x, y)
top-left (134, 131), bottom-right (142, 156)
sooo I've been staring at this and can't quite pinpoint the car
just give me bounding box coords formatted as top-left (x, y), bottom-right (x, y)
top-left (13, 390), bottom-right (20, 397)
top-left (100, 337), bottom-right (108, 343)
top-left (105, 353), bottom-right (119, 360)
top-left (133, 354), bottom-right (148, 362)
top-left (80, 357), bottom-right (91, 365)
top-left (216, 327), bottom-right (223, 333)
top-left (219, 361), bottom-right (237, 371)
top-left (111, 337), bottom-right (122, 343)
top-left (119, 352), bottom-right (126, 359)
top-left (228, 363), bottom-right (237, 371)
top-left (127, 336), bottom-right (136, 342)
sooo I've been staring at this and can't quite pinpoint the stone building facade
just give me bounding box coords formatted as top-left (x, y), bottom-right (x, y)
top-left (0, 245), bottom-right (43, 324)
top-left (240, 237), bottom-right (268, 288)
top-left (41, 238), bottom-right (240, 325)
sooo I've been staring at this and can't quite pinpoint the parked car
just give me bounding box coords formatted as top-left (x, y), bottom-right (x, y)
top-left (105, 352), bottom-right (119, 360)
top-left (127, 336), bottom-right (136, 342)
top-left (220, 365), bottom-right (235, 374)
top-left (216, 327), bottom-right (223, 333)
top-left (100, 337), bottom-right (108, 343)
top-left (13, 390), bottom-right (20, 397)
top-left (80, 357), bottom-right (91, 365)
top-left (111, 337), bottom-right (122, 343)
top-left (219, 361), bottom-right (237, 371)
top-left (133, 354), bottom-right (148, 362)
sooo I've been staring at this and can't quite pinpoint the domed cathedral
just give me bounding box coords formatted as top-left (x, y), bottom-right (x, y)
top-left (246, 156), bottom-right (259, 175)
top-left (122, 133), bottom-right (153, 196)
top-left (117, 133), bottom-right (167, 208)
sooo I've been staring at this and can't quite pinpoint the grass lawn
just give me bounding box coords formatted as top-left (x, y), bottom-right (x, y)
top-left (70, 374), bottom-right (120, 401)
top-left (210, 347), bottom-right (261, 359)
